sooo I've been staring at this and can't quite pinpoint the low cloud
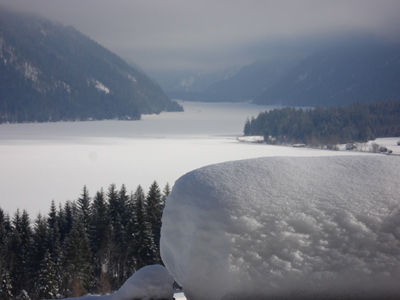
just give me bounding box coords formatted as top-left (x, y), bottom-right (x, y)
top-left (1, 0), bottom-right (400, 72)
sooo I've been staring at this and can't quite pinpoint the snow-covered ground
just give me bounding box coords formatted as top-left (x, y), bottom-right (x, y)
top-left (236, 135), bottom-right (264, 143)
top-left (240, 136), bottom-right (400, 155)
top-left (173, 291), bottom-right (187, 300)
top-left (53, 265), bottom-right (174, 300)
top-left (161, 156), bottom-right (400, 300)
top-left (366, 137), bottom-right (400, 154)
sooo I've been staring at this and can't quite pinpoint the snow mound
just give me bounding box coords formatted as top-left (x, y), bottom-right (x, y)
top-left (55, 265), bottom-right (174, 300)
top-left (115, 264), bottom-right (174, 300)
top-left (160, 156), bottom-right (400, 300)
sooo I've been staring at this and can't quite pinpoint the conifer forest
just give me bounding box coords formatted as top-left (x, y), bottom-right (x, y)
top-left (244, 100), bottom-right (400, 146)
top-left (0, 181), bottom-right (170, 299)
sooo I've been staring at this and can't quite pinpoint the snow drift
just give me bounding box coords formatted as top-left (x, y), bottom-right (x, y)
top-left (53, 264), bottom-right (174, 300)
top-left (160, 156), bottom-right (400, 300)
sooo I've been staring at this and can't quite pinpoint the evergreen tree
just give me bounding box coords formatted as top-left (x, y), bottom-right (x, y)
top-left (106, 184), bottom-right (123, 288)
top-left (36, 251), bottom-right (59, 299)
top-left (146, 181), bottom-right (163, 257)
top-left (89, 189), bottom-right (111, 292)
top-left (62, 219), bottom-right (92, 297)
top-left (47, 200), bottom-right (60, 256)
top-left (125, 192), bottom-right (138, 275)
top-left (132, 185), bottom-right (157, 268)
top-left (116, 184), bottom-right (129, 247)
top-left (0, 208), bottom-right (12, 298)
top-left (107, 184), bottom-right (120, 237)
top-left (161, 183), bottom-right (171, 205)
top-left (59, 201), bottom-right (74, 243)
top-left (77, 186), bottom-right (91, 234)
top-left (89, 189), bottom-right (109, 254)
top-left (30, 214), bottom-right (49, 288)
top-left (0, 180), bottom-right (171, 297)
top-left (9, 210), bottom-right (32, 295)
top-left (0, 208), bottom-right (9, 272)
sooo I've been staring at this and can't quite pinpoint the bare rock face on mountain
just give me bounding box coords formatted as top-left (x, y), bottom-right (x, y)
top-left (161, 156), bottom-right (400, 300)
top-left (0, 9), bottom-right (182, 123)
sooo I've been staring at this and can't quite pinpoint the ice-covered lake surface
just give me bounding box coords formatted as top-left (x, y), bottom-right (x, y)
top-left (0, 101), bottom-right (374, 215)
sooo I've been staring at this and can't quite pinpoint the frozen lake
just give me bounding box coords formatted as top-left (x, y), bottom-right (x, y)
top-left (0, 101), bottom-right (361, 215)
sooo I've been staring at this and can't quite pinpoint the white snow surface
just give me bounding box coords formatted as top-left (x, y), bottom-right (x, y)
top-left (160, 156), bottom-right (400, 300)
top-left (54, 265), bottom-right (174, 300)
top-left (93, 79), bottom-right (110, 94)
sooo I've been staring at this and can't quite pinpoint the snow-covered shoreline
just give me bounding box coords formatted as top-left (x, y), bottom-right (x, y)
top-left (238, 136), bottom-right (400, 155)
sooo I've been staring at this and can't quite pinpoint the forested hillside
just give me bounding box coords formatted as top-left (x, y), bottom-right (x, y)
top-left (244, 100), bottom-right (400, 145)
top-left (0, 182), bottom-right (169, 299)
top-left (199, 59), bottom-right (296, 102)
top-left (155, 38), bottom-right (400, 107)
top-left (0, 9), bottom-right (182, 123)
top-left (159, 59), bottom-right (296, 102)
top-left (254, 42), bottom-right (400, 106)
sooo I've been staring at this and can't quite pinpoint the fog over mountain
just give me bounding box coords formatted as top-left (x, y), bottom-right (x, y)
top-left (1, 0), bottom-right (400, 74)
top-left (1, 0), bottom-right (400, 107)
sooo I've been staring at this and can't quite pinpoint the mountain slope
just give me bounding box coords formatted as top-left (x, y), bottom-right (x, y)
top-left (0, 9), bottom-right (182, 123)
top-left (150, 68), bottom-right (240, 102)
top-left (254, 42), bottom-right (400, 106)
top-left (201, 59), bottom-right (296, 102)
top-left (155, 60), bottom-right (296, 102)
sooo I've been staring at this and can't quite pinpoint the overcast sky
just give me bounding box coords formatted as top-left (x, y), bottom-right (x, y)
top-left (1, 0), bottom-right (400, 72)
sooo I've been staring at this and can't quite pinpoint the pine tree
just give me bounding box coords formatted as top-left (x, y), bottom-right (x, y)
top-left (59, 201), bottom-right (74, 243)
top-left (107, 184), bottom-right (120, 237)
top-left (90, 189), bottom-right (109, 254)
top-left (77, 186), bottom-right (91, 234)
top-left (161, 182), bottom-right (171, 206)
top-left (0, 208), bottom-right (9, 271)
top-left (106, 184), bottom-right (122, 287)
top-left (0, 209), bottom-right (12, 298)
top-left (146, 181), bottom-right (163, 257)
top-left (47, 200), bottom-right (60, 256)
top-left (116, 184), bottom-right (129, 247)
top-left (118, 185), bottom-right (133, 282)
top-left (62, 219), bottom-right (92, 297)
top-left (30, 214), bottom-right (49, 288)
top-left (36, 251), bottom-right (59, 299)
top-left (89, 189), bottom-right (111, 292)
top-left (132, 185), bottom-right (157, 268)
top-left (125, 192), bottom-right (138, 275)
top-left (9, 210), bottom-right (32, 295)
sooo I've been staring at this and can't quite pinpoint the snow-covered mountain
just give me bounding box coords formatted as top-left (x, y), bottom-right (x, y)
top-left (0, 9), bottom-right (182, 123)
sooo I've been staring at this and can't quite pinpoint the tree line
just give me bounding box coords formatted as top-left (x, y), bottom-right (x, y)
top-left (244, 100), bottom-right (400, 146)
top-left (0, 181), bottom-right (170, 299)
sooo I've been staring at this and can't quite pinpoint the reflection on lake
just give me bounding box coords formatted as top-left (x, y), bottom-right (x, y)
top-left (0, 101), bottom-right (356, 215)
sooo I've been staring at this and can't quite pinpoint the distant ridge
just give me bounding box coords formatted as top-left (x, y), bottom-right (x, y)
top-left (0, 9), bottom-right (182, 123)
top-left (254, 41), bottom-right (400, 106)
top-left (158, 38), bottom-right (400, 107)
